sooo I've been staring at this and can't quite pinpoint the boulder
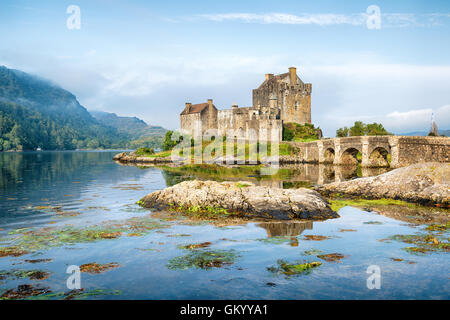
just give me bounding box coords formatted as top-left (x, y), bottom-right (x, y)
top-left (315, 162), bottom-right (449, 206)
top-left (139, 180), bottom-right (338, 220)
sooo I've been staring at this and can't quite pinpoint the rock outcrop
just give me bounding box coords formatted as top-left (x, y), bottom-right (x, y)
top-left (113, 152), bottom-right (174, 164)
top-left (139, 180), bottom-right (338, 220)
top-left (315, 162), bottom-right (450, 206)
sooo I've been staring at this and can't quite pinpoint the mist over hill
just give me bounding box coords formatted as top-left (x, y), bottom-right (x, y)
top-left (0, 66), bottom-right (165, 151)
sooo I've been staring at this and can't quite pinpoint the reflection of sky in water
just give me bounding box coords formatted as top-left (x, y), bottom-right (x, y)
top-left (0, 151), bottom-right (448, 299)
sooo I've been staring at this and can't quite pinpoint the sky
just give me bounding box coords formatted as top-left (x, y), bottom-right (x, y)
top-left (0, 0), bottom-right (449, 136)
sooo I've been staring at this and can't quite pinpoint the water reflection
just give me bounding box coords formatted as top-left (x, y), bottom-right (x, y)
top-left (257, 221), bottom-right (314, 247)
top-left (257, 221), bottom-right (313, 237)
top-left (154, 163), bottom-right (391, 188)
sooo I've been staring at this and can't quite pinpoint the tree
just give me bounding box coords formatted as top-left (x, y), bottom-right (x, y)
top-left (336, 127), bottom-right (349, 137)
top-left (336, 121), bottom-right (390, 137)
top-left (282, 125), bottom-right (295, 141)
top-left (349, 121), bottom-right (366, 136)
top-left (162, 131), bottom-right (181, 151)
top-left (366, 122), bottom-right (389, 136)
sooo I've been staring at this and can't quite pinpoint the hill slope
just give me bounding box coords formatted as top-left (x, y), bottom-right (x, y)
top-left (0, 66), bottom-right (165, 151)
top-left (90, 110), bottom-right (166, 140)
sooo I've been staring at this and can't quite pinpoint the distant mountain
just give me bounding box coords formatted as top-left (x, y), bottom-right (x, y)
top-left (0, 66), bottom-right (166, 151)
top-left (398, 130), bottom-right (449, 137)
top-left (90, 110), bottom-right (166, 140)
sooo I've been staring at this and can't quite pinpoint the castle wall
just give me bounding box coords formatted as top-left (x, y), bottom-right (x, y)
top-left (252, 73), bottom-right (312, 125)
top-left (180, 113), bottom-right (202, 137)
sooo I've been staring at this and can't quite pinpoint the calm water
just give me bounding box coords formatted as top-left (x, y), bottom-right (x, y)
top-left (0, 151), bottom-right (448, 299)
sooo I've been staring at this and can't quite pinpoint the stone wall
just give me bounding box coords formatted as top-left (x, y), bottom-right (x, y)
top-left (285, 136), bottom-right (450, 168)
top-left (395, 136), bottom-right (450, 167)
top-left (252, 69), bottom-right (312, 125)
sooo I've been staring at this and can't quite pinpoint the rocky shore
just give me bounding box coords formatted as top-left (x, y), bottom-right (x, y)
top-left (113, 151), bottom-right (304, 165)
top-left (113, 152), bottom-right (174, 164)
top-left (315, 162), bottom-right (449, 206)
top-left (139, 180), bottom-right (338, 220)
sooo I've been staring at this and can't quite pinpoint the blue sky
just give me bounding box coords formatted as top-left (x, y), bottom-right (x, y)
top-left (1, 0), bottom-right (449, 136)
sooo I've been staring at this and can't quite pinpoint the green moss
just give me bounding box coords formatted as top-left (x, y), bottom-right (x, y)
top-left (329, 198), bottom-right (422, 212)
top-left (235, 182), bottom-right (251, 188)
top-left (267, 259), bottom-right (322, 276)
top-left (164, 203), bottom-right (235, 220)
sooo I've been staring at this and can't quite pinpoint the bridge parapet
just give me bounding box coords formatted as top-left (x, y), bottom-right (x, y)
top-left (285, 136), bottom-right (449, 168)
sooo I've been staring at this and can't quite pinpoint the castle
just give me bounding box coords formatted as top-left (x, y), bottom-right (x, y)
top-left (180, 67), bottom-right (312, 141)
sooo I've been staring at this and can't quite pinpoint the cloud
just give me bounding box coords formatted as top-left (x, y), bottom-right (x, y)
top-left (198, 13), bottom-right (364, 26)
top-left (194, 12), bottom-right (450, 28)
top-left (2, 49), bottom-right (450, 134)
top-left (320, 105), bottom-right (450, 136)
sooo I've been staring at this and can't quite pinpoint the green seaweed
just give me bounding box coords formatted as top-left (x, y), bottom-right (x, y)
top-left (425, 222), bottom-right (450, 232)
top-left (267, 259), bottom-right (322, 276)
top-left (303, 249), bottom-right (323, 256)
top-left (329, 198), bottom-right (423, 212)
top-left (0, 269), bottom-right (50, 281)
top-left (0, 215), bottom-right (168, 257)
top-left (27, 289), bottom-right (122, 300)
top-left (166, 249), bottom-right (239, 270)
top-left (385, 233), bottom-right (450, 255)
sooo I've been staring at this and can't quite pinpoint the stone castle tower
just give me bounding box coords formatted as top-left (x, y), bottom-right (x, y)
top-left (180, 67), bottom-right (312, 141)
top-left (252, 67), bottom-right (312, 124)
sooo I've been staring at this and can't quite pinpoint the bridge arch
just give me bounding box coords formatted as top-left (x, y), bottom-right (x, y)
top-left (367, 146), bottom-right (390, 167)
top-left (323, 147), bottom-right (335, 163)
top-left (340, 147), bottom-right (361, 165)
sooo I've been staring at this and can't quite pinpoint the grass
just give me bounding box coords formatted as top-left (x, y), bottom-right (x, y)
top-left (131, 140), bottom-right (295, 160)
top-left (134, 147), bottom-right (154, 156)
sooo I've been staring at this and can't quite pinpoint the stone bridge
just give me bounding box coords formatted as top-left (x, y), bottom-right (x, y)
top-left (286, 136), bottom-right (450, 168)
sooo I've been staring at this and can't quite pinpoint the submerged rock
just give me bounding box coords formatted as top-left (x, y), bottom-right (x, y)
top-left (139, 180), bottom-right (338, 220)
top-left (315, 162), bottom-right (450, 206)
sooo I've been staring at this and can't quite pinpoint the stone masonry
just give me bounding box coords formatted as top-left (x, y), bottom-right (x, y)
top-left (180, 67), bottom-right (311, 141)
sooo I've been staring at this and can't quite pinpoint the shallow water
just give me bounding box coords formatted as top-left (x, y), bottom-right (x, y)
top-left (0, 151), bottom-right (448, 299)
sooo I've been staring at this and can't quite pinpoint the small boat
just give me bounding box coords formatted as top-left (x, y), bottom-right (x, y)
top-left (36, 147), bottom-right (42, 151)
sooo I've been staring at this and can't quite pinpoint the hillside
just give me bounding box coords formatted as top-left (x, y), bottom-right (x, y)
top-left (399, 130), bottom-right (449, 137)
top-left (90, 110), bottom-right (166, 140)
top-left (0, 66), bottom-right (165, 151)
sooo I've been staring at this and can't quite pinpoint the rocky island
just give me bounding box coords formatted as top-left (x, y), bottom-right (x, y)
top-left (316, 162), bottom-right (449, 206)
top-left (139, 180), bottom-right (338, 220)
